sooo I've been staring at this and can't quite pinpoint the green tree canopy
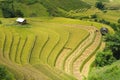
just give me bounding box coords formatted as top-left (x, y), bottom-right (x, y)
top-left (118, 18), bottom-right (120, 23)
top-left (0, 0), bottom-right (24, 18)
top-left (95, 51), bottom-right (116, 67)
top-left (1, 0), bottom-right (15, 18)
top-left (95, 1), bottom-right (105, 10)
top-left (105, 32), bottom-right (120, 59)
top-left (0, 65), bottom-right (15, 80)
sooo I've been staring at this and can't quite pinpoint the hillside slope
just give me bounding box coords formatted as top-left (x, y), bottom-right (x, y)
top-left (0, 17), bottom-right (114, 80)
top-left (88, 60), bottom-right (120, 80)
top-left (0, 0), bottom-right (90, 17)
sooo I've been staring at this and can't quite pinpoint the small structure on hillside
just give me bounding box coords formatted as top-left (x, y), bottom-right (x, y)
top-left (16, 18), bottom-right (26, 25)
top-left (100, 27), bottom-right (109, 35)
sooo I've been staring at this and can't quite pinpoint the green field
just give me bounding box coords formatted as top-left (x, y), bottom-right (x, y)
top-left (0, 17), bottom-right (114, 80)
top-left (0, 0), bottom-right (120, 80)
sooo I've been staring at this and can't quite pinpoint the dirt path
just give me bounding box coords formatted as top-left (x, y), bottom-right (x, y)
top-left (55, 48), bottom-right (71, 70)
top-left (64, 26), bottom-right (95, 74)
top-left (55, 24), bottom-right (102, 80)
top-left (72, 30), bottom-right (101, 80)
top-left (81, 42), bottom-right (105, 78)
top-left (55, 25), bottom-right (93, 71)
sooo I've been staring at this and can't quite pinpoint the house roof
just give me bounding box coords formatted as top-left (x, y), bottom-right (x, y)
top-left (16, 18), bottom-right (25, 22)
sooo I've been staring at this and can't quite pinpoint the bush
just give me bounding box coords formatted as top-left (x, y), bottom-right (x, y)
top-left (95, 50), bottom-right (116, 67)
top-left (0, 20), bottom-right (2, 24)
top-left (80, 16), bottom-right (90, 19)
top-left (105, 32), bottom-right (120, 59)
top-left (1, 1), bottom-right (24, 18)
top-left (0, 65), bottom-right (15, 80)
top-left (94, 19), bottom-right (98, 22)
top-left (118, 18), bottom-right (120, 23)
top-left (88, 62), bottom-right (120, 80)
top-left (1, 1), bottom-right (16, 18)
top-left (95, 1), bottom-right (105, 10)
top-left (15, 10), bottom-right (24, 17)
top-left (26, 0), bottom-right (37, 5)
top-left (99, 19), bottom-right (110, 25)
top-left (91, 14), bottom-right (97, 19)
top-left (109, 23), bottom-right (118, 30)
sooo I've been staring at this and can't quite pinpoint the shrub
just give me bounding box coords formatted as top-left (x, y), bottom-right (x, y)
top-left (80, 16), bottom-right (90, 19)
top-left (0, 65), bottom-right (15, 80)
top-left (91, 14), bottom-right (97, 19)
top-left (26, 0), bottom-right (37, 5)
top-left (94, 19), bottom-right (98, 22)
top-left (118, 18), bottom-right (120, 23)
top-left (95, 50), bottom-right (116, 67)
top-left (99, 19), bottom-right (110, 25)
top-left (1, 1), bottom-right (16, 18)
top-left (1, 1), bottom-right (24, 18)
top-left (0, 20), bottom-right (2, 24)
top-left (105, 32), bottom-right (120, 59)
top-left (109, 23), bottom-right (118, 30)
top-left (95, 1), bottom-right (105, 10)
top-left (15, 10), bottom-right (24, 17)
top-left (103, 10), bottom-right (107, 13)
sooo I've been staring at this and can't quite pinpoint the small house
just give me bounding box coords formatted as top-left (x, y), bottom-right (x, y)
top-left (16, 18), bottom-right (26, 25)
top-left (100, 27), bottom-right (109, 35)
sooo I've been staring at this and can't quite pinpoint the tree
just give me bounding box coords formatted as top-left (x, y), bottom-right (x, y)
top-left (118, 18), bottom-right (120, 23)
top-left (1, 0), bottom-right (16, 18)
top-left (15, 10), bottom-right (24, 17)
top-left (95, 1), bottom-right (105, 10)
top-left (95, 51), bottom-right (116, 67)
top-left (105, 32), bottom-right (120, 59)
top-left (95, 31), bottom-right (120, 67)
top-left (1, 1), bottom-right (24, 18)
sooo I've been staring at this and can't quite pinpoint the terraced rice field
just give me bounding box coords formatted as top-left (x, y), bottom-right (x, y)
top-left (0, 17), bottom-right (112, 80)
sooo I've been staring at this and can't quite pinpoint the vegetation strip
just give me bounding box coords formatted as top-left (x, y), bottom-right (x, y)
top-left (9, 36), bottom-right (14, 61)
top-left (15, 37), bottom-right (21, 63)
top-left (29, 36), bottom-right (37, 63)
top-left (2, 34), bottom-right (6, 57)
top-left (20, 37), bottom-right (28, 64)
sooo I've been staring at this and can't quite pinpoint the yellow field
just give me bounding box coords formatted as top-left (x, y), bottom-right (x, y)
top-left (0, 17), bottom-right (113, 80)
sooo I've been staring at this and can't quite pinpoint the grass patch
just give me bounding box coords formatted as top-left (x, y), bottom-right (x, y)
top-left (88, 60), bottom-right (120, 80)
